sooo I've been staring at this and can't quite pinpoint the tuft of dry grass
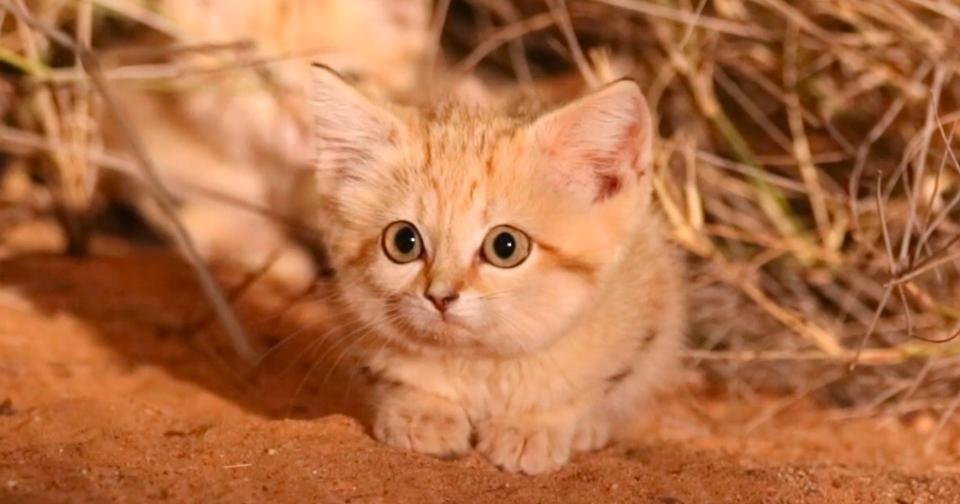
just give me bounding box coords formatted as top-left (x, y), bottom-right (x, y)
top-left (1, 0), bottom-right (959, 431)
top-left (1, 0), bottom-right (259, 363)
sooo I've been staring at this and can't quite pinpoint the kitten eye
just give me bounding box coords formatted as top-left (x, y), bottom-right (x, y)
top-left (382, 221), bottom-right (423, 264)
top-left (482, 225), bottom-right (531, 268)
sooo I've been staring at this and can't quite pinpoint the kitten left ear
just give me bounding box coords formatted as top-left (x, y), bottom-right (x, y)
top-left (526, 79), bottom-right (653, 203)
top-left (310, 63), bottom-right (403, 183)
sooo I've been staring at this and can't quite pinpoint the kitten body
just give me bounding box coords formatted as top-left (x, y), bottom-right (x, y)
top-left (311, 66), bottom-right (685, 474)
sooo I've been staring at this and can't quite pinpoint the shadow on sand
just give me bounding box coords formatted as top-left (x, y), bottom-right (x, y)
top-left (0, 240), bottom-right (373, 423)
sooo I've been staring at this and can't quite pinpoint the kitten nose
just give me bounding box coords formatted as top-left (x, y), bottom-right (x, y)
top-left (425, 289), bottom-right (459, 313)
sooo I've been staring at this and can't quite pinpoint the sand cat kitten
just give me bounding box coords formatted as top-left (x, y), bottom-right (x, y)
top-left (310, 65), bottom-right (685, 474)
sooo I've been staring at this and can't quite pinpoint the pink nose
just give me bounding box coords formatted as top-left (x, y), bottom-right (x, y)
top-left (425, 290), bottom-right (459, 312)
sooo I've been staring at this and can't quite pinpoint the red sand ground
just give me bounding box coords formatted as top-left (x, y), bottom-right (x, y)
top-left (2, 220), bottom-right (960, 503)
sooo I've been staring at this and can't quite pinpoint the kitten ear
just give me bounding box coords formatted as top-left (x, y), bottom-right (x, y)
top-left (310, 63), bottom-right (402, 181)
top-left (526, 79), bottom-right (653, 203)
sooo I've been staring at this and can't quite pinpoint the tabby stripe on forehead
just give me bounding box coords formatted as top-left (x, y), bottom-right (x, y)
top-left (423, 137), bottom-right (432, 167)
top-left (537, 242), bottom-right (597, 281)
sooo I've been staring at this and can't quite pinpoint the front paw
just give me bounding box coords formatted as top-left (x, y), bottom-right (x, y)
top-left (571, 417), bottom-right (611, 453)
top-left (476, 417), bottom-right (575, 475)
top-left (372, 390), bottom-right (471, 459)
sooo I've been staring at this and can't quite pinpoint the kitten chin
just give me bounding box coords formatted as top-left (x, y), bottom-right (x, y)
top-left (313, 64), bottom-right (686, 474)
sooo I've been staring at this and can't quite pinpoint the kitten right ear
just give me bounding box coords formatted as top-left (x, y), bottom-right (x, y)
top-left (310, 63), bottom-right (402, 181)
top-left (525, 79), bottom-right (653, 204)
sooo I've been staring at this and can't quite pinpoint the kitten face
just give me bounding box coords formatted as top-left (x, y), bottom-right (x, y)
top-left (312, 66), bottom-right (653, 357)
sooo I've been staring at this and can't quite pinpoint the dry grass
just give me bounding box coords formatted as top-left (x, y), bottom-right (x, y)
top-left (0, 0), bottom-right (258, 363)
top-left (1, 0), bottom-right (959, 430)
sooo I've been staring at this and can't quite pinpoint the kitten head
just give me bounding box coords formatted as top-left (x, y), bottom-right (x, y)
top-left (311, 64), bottom-right (654, 357)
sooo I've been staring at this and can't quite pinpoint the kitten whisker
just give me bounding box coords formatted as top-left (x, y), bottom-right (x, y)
top-left (267, 313), bottom-right (367, 373)
top-left (320, 311), bottom-right (406, 386)
top-left (286, 312), bottom-right (402, 416)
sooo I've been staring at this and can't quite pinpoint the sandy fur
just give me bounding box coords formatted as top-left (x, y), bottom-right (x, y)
top-left (312, 67), bottom-right (686, 474)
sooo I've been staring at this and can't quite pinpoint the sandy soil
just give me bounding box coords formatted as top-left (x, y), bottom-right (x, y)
top-left (2, 219), bottom-right (960, 503)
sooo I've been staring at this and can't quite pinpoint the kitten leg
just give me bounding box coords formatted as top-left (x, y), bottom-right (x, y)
top-left (569, 366), bottom-right (656, 454)
top-left (372, 385), bottom-right (471, 459)
top-left (475, 407), bottom-right (584, 475)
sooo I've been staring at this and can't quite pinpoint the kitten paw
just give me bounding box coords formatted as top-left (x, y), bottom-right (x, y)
top-left (571, 418), bottom-right (611, 452)
top-left (373, 391), bottom-right (471, 459)
top-left (476, 418), bottom-right (574, 475)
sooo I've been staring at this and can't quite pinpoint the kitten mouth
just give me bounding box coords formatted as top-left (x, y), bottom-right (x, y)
top-left (432, 313), bottom-right (471, 331)
top-left (384, 297), bottom-right (474, 346)
top-left (409, 302), bottom-right (470, 330)
top-left (398, 313), bottom-right (474, 344)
